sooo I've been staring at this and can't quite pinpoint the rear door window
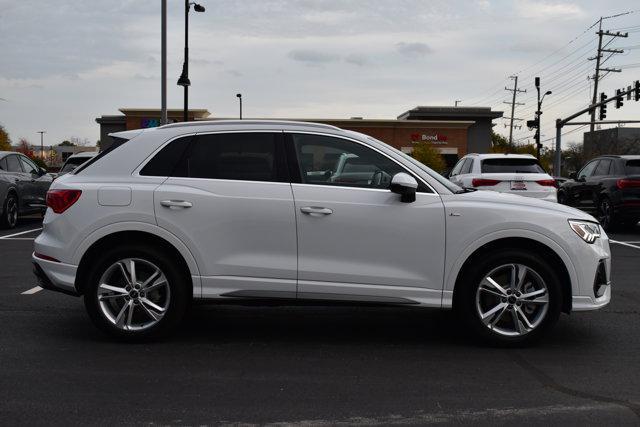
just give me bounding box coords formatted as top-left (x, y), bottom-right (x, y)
top-left (481, 158), bottom-right (545, 173)
top-left (578, 161), bottom-right (598, 179)
top-left (449, 158), bottom-right (465, 176)
top-left (6, 155), bottom-right (23, 173)
top-left (625, 160), bottom-right (640, 175)
top-left (140, 136), bottom-right (193, 177)
top-left (461, 158), bottom-right (474, 174)
top-left (593, 159), bottom-right (612, 176)
top-left (173, 132), bottom-right (287, 182)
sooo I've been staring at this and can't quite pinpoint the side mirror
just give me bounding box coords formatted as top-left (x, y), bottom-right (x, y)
top-left (390, 172), bottom-right (418, 203)
top-left (569, 172), bottom-right (577, 180)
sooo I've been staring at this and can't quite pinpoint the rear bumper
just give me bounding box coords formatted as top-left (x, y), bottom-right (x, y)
top-left (32, 253), bottom-right (79, 296)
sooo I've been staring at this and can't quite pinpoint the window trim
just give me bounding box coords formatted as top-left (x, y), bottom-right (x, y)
top-left (284, 131), bottom-right (435, 194)
top-left (578, 160), bottom-right (599, 179)
top-left (18, 155), bottom-right (39, 175)
top-left (593, 158), bottom-right (612, 176)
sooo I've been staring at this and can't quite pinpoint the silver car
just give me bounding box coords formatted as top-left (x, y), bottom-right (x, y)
top-left (0, 151), bottom-right (53, 228)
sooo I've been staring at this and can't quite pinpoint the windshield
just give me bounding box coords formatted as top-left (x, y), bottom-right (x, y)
top-left (625, 160), bottom-right (640, 175)
top-left (61, 156), bottom-right (92, 173)
top-left (481, 158), bottom-right (545, 174)
top-left (365, 136), bottom-right (463, 193)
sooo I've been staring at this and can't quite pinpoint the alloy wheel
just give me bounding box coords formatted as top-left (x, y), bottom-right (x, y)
top-left (598, 199), bottom-right (611, 230)
top-left (6, 197), bottom-right (18, 228)
top-left (475, 263), bottom-right (549, 337)
top-left (97, 258), bottom-right (170, 331)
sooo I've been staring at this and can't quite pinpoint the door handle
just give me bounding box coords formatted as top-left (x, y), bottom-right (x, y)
top-left (160, 200), bottom-right (193, 209)
top-left (300, 206), bottom-right (333, 216)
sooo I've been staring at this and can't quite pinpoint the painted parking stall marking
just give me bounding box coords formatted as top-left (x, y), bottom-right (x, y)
top-left (21, 286), bottom-right (43, 295)
top-left (0, 228), bottom-right (42, 240)
top-left (609, 239), bottom-right (640, 250)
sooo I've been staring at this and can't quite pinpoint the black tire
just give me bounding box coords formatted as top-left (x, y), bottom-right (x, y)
top-left (83, 243), bottom-right (190, 341)
top-left (0, 192), bottom-right (18, 229)
top-left (455, 248), bottom-right (562, 347)
top-left (557, 190), bottom-right (567, 205)
top-left (597, 197), bottom-right (618, 232)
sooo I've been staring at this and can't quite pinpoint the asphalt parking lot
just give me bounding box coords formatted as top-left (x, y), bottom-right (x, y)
top-left (1, 218), bottom-right (640, 426)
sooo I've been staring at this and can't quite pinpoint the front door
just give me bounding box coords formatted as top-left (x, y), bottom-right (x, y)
top-left (287, 133), bottom-right (446, 306)
top-left (151, 131), bottom-right (298, 299)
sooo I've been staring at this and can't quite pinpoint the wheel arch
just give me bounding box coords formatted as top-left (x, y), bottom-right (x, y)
top-left (74, 226), bottom-right (200, 296)
top-left (451, 236), bottom-right (573, 314)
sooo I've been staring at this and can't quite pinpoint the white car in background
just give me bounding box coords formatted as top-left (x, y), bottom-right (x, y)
top-left (448, 153), bottom-right (557, 202)
top-left (57, 151), bottom-right (98, 178)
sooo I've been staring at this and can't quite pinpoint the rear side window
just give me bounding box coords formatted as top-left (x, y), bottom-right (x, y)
top-left (140, 136), bottom-right (192, 177)
top-left (173, 132), bottom-right (286, 182)
top-left (6, 155), bottom-right (23, 172)
top-left (461, 158), bottom-right (474, 174)
top-left (0, 157), bottom-right (7, 171)
top-left (481, 158), bottom-right (545, 174)
top-left (625, 160), bottom-right (640, 175)
top-left (593, 159), bottom-right (612, 176)
top-left (61, 156), bottom-right (93, 173)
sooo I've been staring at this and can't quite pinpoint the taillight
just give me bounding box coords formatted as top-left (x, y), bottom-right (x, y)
top-left (34, 252), bottom-right (60, 263)
top-left (46, 189), bottom-right (82, 214)
top-left (536, 179), bottom-right (558, 188)
top-left (617, 179), bottom-right (640, 189)
top-left (472, 178), bottom-right (501, 187)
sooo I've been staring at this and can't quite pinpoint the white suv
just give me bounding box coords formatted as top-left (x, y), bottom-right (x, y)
top-left (33, 121), bottom-right (610, 345)
top-left (448, 153), bottom-right (557, 202)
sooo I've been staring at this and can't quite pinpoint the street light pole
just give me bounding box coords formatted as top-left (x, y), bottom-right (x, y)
top-left (177, 1), bottom-right (205, 122)
top-left (534, 77), bottom-right (551, 161)
top-left (37, 131), bottom-right (46, 162)
top-left (236, 93), bottom-right (242, 119)
top-left (161, 0), bottom-right (167, 125)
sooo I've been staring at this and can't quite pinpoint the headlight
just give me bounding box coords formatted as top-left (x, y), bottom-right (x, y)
top-left (568, 220), bottom-right (601, 244)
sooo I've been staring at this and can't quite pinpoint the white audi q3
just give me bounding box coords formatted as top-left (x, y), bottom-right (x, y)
top-left (33, 120), bottom-right (611, 345)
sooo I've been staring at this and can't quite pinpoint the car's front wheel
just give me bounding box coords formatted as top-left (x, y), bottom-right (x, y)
top-left (83, 244), bottom-right (189, 340)
top-left (456, 248), bottom-right (562, 346)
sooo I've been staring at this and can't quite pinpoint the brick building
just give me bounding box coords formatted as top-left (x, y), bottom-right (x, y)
top-left (96, 106), bottom-right (502, 167)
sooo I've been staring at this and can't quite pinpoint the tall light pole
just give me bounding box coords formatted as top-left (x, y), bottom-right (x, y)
top-left (177, 1), bottom-right (205, 122)
top-left (161, 0), bottom-right (167, 125)
top-left (534, 77), bottom-right (551, 161)
top-left (37, 131), bottom-right (46, 161)
top-left (236, 93), bottom-right (242, 119)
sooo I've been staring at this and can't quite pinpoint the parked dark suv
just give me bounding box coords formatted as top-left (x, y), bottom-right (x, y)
top-left (0, 151), bottom-right (53, 228)
top-left (558, 155), bottom-right (640, 231)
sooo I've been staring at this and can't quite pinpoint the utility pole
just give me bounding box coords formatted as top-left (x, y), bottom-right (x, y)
top-left (236, 93), bottom-right (243, 119)
top-left (160, 0), bottom-right (167, 125)
top-left (588, 18), bottom-right (627, 132)
top-left (37, 131), bottom-right (46, 163)
top-left (504, 75), bottom-right (526, 146)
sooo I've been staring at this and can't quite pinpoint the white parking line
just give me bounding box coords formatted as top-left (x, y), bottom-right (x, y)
top-left (0, 228), bottom-right (42, 239)
top-left (610, 239), bottom-right (640, 250)
top-left (21, 286), bottom-right (43, 295)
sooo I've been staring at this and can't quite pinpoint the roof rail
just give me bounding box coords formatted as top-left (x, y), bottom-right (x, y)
top-left (159, 119), bottom-right (342, 131)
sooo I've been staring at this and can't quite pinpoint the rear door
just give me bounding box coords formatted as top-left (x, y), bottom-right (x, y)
top-left (18, 155), bottom-right (50, 209)
top-left (150, 131), bottom-right (298, 299)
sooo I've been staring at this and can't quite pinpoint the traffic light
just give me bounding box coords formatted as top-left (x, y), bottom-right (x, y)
top-left (526, 118), bottom-right (539, 129)
top-left (616, 89), bottom-right (624, 109)
top-left (635, 80), bottom-right (640, 102)
top-left (599, 93), bottom-right (607, 120)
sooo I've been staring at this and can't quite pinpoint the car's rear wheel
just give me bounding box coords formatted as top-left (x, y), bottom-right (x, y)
top-left (1, 193), bottom-right (18, 229)
top-left (83, 244), bottom-right (189, 340)
top-left (456, 248), bottom-right (562, 346)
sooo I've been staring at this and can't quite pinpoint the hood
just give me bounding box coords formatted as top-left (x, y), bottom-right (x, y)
top-left (447, 189), bottom-right (596, 221)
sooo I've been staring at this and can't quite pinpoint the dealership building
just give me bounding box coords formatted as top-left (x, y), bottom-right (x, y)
top-left (96, 106), bottom-right (503, 167)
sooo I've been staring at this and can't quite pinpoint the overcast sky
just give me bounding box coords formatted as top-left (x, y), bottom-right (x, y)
top-left (1, 0), bottom-right (639, 149)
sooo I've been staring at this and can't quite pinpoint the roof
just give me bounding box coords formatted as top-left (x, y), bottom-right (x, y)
top-left (160, 119), bottom-right (342, 131)
top-left (596, 155), bottom-right (640, 160)
top-left (398, 106), bottom-right (503, 121)
top-left (466, 153), bottom-right (536, 159)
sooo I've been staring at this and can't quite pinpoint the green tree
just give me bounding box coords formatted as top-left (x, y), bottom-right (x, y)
top-left (411, 142), bottom-right (446, 173)
top-left (0, 124), bottom-right (11, 151)
top-left (58, 140), bottom-right (75, 146)
top-left (490, 131), bottom-right (509, 152)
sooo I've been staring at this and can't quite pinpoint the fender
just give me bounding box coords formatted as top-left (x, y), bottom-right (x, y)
top-left (72, 221), bottom-right (202, 293)
top-left (443, 228), bottom-right (579, 308)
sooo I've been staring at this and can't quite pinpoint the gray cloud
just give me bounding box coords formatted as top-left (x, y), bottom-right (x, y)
top-left (288, 49), bottom-right (341, 65)
top-left (396, 42), bottom-right (433, 57)
top-left (344, 53), bottom-right (368, 67)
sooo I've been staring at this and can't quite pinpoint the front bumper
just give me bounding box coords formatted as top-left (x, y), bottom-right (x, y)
top-left (32, 253), bottom-right (79, 296)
